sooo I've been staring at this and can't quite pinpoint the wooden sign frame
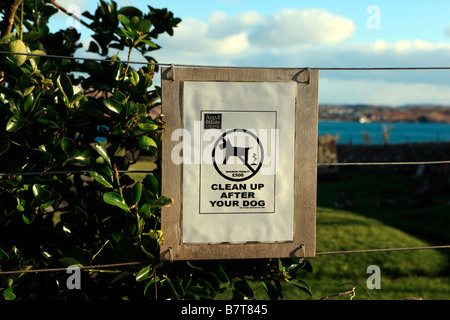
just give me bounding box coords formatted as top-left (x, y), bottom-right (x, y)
top-left (160, 67), bottom-right (318, 261)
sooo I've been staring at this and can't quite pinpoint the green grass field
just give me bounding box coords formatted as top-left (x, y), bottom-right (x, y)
top-left (132, 159), bottom-right (450, 300)
top-left (280, 169), bottom-right (450, 300)
top-left (280, 207), bottom-right (450, 300)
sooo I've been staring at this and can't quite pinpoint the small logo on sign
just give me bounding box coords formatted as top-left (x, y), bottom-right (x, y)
top-left (204, 113), bottom-right (222, 129)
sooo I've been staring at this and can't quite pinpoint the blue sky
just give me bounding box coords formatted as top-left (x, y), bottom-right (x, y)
top-left (51, 1), bottom-right (450, 106)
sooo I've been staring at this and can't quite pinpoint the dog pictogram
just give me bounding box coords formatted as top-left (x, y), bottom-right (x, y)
top-left (212, 129), bottom-right (263, 182)
top-left (219, 138), bottom-right (252, 165)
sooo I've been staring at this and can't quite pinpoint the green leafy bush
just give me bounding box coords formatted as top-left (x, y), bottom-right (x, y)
top-left (0, 0), bottom-right (311, 300)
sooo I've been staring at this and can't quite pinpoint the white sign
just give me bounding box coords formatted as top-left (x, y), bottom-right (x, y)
top-left (200, 112), bottom-right (276, 214)
top-left (180, 81), bottom-right (296, 244)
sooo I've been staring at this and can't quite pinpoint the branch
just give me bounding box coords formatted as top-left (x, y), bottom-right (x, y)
top-left (50, 0), bottom-right (91, 29)
top-left (1, 0), bottom-right (23, 37)
top-left (320, 287), bottom-right (356, 300)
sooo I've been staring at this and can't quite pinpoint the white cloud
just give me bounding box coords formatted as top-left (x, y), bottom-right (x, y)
top-left (157, 8), bottom-right (356, 64)
top-left (159, 17), bottom-right (250, 61)
top-left (207, 11), bottom-right (264, 39)
top-left (205, 9), bottom-right (356, 47)
top-left (370, 39), bottom-right (450, 53)
top-left (247, 8), bottom-right (356, 47)
top-left (153, 9), bottom-right (450, 106)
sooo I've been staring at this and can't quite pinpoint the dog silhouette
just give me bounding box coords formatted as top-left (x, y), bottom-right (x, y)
top-left (219, 138), bottom-right (252, 165)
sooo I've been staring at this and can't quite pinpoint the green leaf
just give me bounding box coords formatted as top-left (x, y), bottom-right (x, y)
top-left (73, 205), bottom-right (89, 224)
top-left (16, 197), bottom-right (25, 212)
top-left (28, 50), bottom-right (46, 66)
top-left (103, 192), bottom-right (130, 212)
top-left (89, 171), bottom-right (114, 189)
top-left (37, 118), bottom-right (58, 128)
top-left (0, 249), bottom-right (9, 262)
top-left (302, 260), bottom-right (313, 273)
top-left (138, 122), bottom-right (158, 132)
top-left (131, 181), bottom-right (142, 205)
top-left (94, 144), bottom-right (112, 167)
top-left (70, 149), bottom-right (91, 166)
top-left (112, 91), bottom-right (128, 104)
top-left (137, 19), bottom-right (151, 33)
top-left (82, 60), bottom-right (103, 75)
top-left (117, 14), bottom-right (131, 29)
top-left (130, 16), bottom-right (141, 30)
top-left (22, 211), bottom-right (35, 224)
top-left (56, 73), bottom-right (74, 101)
top-left (136, 265), bottom-right (152, 282)
top-left (61, 137), bottom-right (75, 152)
top-left (59, 257), bottom-right (83, 267)
top-left (138, 136), bottom-right (157, 150)
top-left (288, 279), bottom-right (312, 296)
top-left (141, 39), bottom-right (157, 48)
top-left (137, 203), bottom-right (152, 219)
top-left (154, 196), bottom-right (174, 208)
top-left (0, 92), bottom-right (8, 104)
top-left (3, 286), bottom-right (16, 300)
top-left (287, 259), bottom-right (312, 277)
top-left (6, 115), bottom-right (26, 132)
top-left (0, 32), bottom-right (14, 44)
top-left (103, 98), bottom-right (122, 114)
top-left (143, 174), bottom-right (158, 193)
top-left (233, 280), bottom-right (254, 298)
top-left (262, 281), bottom-right (280, 300)
top-left (186, 286), bottom-right (209, 298)
top-left (129, 69), bottom-right (139, 86)
top-left (118, 27), bottom-right (132, 39)
top-left (187, 261), bottom-right (204, 272)
top-left (23, 93), bottom-right (35, 114)
top-left (231, 290), bottom-right (245, 300)
top-left (118, 6), bottom-right (143, 18)
top-left (32, 184), bottom-right (51, 201)
top-left (205, 272), bottom-right (221, 292)
top-left (164, 276), bottom-right (184, 299)
top-left (2, 56), bottom-right (24, 78)
top-left (88, 41), bottom-right (100, 53)
top-left (215, 266), bottom-right (230, 284)
top-left (144, 276), bottom-right (160, 296)
top-left (22, 31), bottom-right (39, 42)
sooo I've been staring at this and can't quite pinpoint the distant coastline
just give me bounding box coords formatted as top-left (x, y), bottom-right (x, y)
top-left (319, 120), bottom-right (450, 145)
top-left (319, 104), bottom-right (450, 123)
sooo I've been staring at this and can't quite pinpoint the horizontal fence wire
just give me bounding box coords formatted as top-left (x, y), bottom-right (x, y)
top-left (317, 160), bottom-right (450, 167)
top-left (1, 160), bottom-right (449, 177)
top-left (0, 169), bottom-right (155, 177)
top-left (1, 245), bottom-right (450, 276)
top-left (1, 50), bottom-right (450, 275)
top-left (3, 50), bottom-right (450, 71)
top-left (0, 50), bottom-right (166, 66)
top-left (316, 245), bottom-right (450, 256)
top-left (0, 261), bottom-right (149, 276)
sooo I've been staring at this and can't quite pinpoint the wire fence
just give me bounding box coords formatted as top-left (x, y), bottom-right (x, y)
top-left (0, 50), bottom-right (449, 276)
top-left (4, 50), bottom-right (450, 71)
top-left (1, 161), bottom-right (449, 178)
top-left (0, 169), bottom-right (155, 177)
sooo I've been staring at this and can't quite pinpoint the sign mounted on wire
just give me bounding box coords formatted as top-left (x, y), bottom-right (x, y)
top-left (160, 67), bottom-right (318, 261)
top-left (182, 81), bottom-right (294, 244)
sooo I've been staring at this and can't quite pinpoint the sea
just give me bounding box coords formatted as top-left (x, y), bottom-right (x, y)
top-left (319, 120), bottom-right (450, 145)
